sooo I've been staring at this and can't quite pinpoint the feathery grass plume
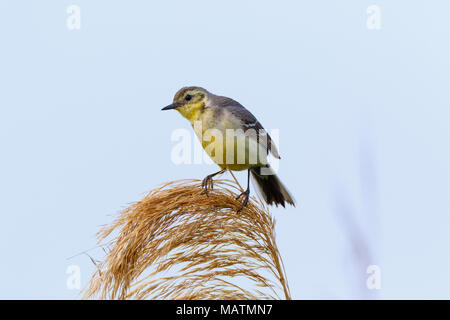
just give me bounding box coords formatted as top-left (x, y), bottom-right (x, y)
top-left (83, 177), bottom-right (291, 300)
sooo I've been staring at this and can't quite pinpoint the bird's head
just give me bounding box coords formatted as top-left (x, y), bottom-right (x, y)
top-left (162, 86), bottom-right (209, 121)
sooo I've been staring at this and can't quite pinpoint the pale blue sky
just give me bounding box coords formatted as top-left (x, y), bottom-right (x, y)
top-left (0, 1), bottom-right (449, 299)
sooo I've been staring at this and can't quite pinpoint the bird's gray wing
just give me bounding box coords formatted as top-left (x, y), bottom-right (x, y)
top-left (216, 96), bottom-right (281, 159)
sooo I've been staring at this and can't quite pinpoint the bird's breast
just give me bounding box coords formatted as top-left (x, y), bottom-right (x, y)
top-left (190, 109), bottom-right (265, 170)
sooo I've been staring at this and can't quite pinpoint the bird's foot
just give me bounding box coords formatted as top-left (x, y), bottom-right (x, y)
top-left (201, 174), bottom-right (215, 195)
top-left (201, 169), bottom-right (226, 195)
top-left (236, 189), bottom-right (250, 212)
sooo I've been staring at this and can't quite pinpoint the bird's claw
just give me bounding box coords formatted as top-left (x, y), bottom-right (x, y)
top-left (236, 189), bottom-right (250, 212)
top-left (201, 175), bottom-right (214, 195)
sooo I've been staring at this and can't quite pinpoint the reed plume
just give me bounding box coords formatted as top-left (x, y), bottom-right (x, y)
top-left (83, 176), bottom-right (291, 300)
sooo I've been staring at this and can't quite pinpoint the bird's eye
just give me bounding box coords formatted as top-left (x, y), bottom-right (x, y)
top-left (185, 94), bottom-right (192, 101)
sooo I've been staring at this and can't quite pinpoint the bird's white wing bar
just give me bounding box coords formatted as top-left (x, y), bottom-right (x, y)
top-left (244, 121), bottom-right (281, 160)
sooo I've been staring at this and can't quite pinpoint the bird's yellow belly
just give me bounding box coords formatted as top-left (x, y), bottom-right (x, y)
top-left (194, 113), bottom-right (266, 171)
top-left (201, 137), bottom-right (262, 171)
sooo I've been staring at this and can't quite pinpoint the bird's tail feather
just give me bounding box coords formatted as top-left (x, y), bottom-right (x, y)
top-left (250, 167), bottom-right (295, 207)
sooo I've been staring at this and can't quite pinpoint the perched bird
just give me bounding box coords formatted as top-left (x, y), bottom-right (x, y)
top-left (162, 86), bottom-right (295, 211)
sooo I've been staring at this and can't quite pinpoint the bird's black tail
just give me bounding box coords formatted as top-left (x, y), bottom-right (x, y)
top-left (250, 166), bottom-right (295, 207)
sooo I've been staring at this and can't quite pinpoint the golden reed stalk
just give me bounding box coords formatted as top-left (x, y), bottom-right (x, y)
top-left (83, 177), bottom-right (291, 300)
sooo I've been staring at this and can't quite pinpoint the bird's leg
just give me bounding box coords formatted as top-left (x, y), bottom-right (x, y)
top-left (236, 169), bottom-right (251, 212)
top-left (201, 169), bottom-right (226, 194)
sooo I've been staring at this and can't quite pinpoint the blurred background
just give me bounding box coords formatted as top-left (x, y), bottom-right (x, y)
top-left (0, 1), bottom-right (449, 299)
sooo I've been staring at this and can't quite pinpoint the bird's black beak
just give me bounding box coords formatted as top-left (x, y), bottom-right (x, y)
top-left (161, 103), bottom-right (181, 111)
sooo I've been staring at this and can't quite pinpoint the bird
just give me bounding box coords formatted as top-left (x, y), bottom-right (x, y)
top-left (162, 86), bottom-right (295, 211)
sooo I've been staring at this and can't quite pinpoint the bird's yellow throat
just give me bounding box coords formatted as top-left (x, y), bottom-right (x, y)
top-left (176, 101), bottom-right (205, 122)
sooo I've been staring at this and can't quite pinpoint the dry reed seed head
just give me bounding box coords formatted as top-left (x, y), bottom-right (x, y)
top-left (83, 179), bottom-right (291, 300)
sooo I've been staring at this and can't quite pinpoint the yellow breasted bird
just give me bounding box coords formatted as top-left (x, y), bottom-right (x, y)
top-left (162, 86), bottom-right (295, 211)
